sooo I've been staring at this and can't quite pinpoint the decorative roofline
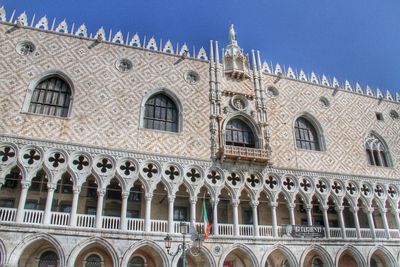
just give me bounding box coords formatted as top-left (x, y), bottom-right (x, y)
top-left (260, 61), bottom-right (400, 103)
top-left (1, 6), bottom-right (399, 104)
top-left (0, 7), bottom-right (208, 61)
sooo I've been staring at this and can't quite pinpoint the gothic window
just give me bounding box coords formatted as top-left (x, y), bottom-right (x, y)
top-left (55, 173), bottom-right (73, 194)
top-left (38, 251), bottom-right (58, 267)
top-left (312, 258), bottom-right (324, 267)
top-left (294, 117), bottom-right (320, 151)
top-left (30, 170), bottom-right (48, 192)
top-left (173, 206), bottom-right (188, 221)
top-left (225, 119), bottom-right (255, 148)
top-left (144, 94), bottom-right (178, 132)
top-left (28, 76), bottom-right (72, 117)
top-left (128, 256), bottom-right (145, 267)
top-left (3, 167), bottom-right (21, 189)
top-left (85, 254), bottom-right (102, 267)
top-left (365, 134), bottom-right (391, 167)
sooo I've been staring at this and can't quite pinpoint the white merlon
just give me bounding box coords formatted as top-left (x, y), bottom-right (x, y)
top-left (55, 19), bottom-right (68, 33)
top-left (112, 30), bottom-right (124, 44)
top-left (35, 16), bottom-right (48, 30)
top-left (75, 24), bottom-right (88, 37)
top-left (0, 6), bottom-right (5, 22)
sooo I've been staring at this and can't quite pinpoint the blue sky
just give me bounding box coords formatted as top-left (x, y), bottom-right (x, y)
top-left (2, 0), bottom-right (400, 94)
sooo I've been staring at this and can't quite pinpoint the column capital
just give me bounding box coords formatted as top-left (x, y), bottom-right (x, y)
top-left (305, 204), bottom-right (313, 210)
top-left (121, 191), bottom-right (129, 199)
top-left (47, 183), bottom-right (57, 191)
top-left (190, 197), bottom-right (197, 204)
top-left (363, 207), bottom-right (374, 214)
top-left (250, 200), bottom-right (259, 208)
top-left (288, 203), bottom-right (296, 209)
top-left (97, 189), bottom-right (106, 197)
top-left (231, 199), bottom-right (240, 207)
top-left (320, 205), bottom-right (329, 211)
top-left (21, 181), bottom-right (31, 189)
top-left (145, 193), bottom-right (153, 200)
top-left (379, 208), bottom-right (387, 214)
top-left (168, 195), bottom-right (175, 203)
top-left (269, 202), bottom-right (278, 208)
top-left (350, 206), bottom-right (359, 213)
top-left (335, 206), bottom-right (344, 212)
top-left (73, 186), bottom-right (81, 194)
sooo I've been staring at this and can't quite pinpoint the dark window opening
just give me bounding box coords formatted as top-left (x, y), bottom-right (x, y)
top-left (144, 94), bottom-right (178, 132)
top-left (29, 76), bottom-right (72, 117)
top-left (225, 119), bottom-right (255, 148)
top-left (294, 117), bottom-right (320, 151)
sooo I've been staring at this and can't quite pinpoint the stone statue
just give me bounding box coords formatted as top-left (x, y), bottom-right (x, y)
top-left (229, 24), bottom-right (236, 43)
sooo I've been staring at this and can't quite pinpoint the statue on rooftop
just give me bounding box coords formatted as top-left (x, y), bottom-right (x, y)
top-left (229, 24), bottom-right (236, 43)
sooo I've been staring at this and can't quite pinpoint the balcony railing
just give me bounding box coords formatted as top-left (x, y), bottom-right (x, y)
top-left (151, 219), bottom-right (168, 233)
top-left (220, 145), bottom-right (269, 163)
top-left (0, 207), bottom-right (16, 222)
top-left (218, 223), bottom-right (233, 236)
top-left (23, 209), bottom-right (43, 224)
top-left (127, 218), bottom-right (144, 232)
top-left (0, 208), bottom-right (399, 241)
top-left (102, 216), bottom-right (120, 230)
top-left (76, 214), bottom-right (96, 228)
top-left (51, 212), bottom-right (70, 226)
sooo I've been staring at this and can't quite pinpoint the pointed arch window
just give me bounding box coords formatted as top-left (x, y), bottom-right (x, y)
top-left (144, 93), bottom-right (178, 132)
top-left (225, 118), bottom-right (255, 148)
top-left (38, 251), bottom-right (58, 267)
top-left (128, 256), bottom-right (145, 267)
top-left (29, 76), bottom-right (72, 117)
top-left (365, 134), bottom-right (391, 167)
top-left (294, 117), bottom-right (320, 151)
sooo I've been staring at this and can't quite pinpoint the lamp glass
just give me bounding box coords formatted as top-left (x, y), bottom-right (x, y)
top-left (164, 235), bottom-right (172, 249)
top-left (180, 222), bottom-right (188, 234)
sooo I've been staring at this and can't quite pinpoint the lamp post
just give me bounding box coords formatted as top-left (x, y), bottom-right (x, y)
top-left (164, 221), bottom-right (204, 267)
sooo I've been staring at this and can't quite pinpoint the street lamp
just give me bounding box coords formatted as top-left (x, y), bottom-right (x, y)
top-left (164, 221), bottom-right (204, 267)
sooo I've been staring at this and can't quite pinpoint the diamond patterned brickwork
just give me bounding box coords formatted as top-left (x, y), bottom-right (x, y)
top-left (264, 75), bottom-right (400, 178)
top-left (0, 25), bottom-right (211, 160)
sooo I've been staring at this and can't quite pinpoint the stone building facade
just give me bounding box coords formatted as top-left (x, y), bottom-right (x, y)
top-left (0, 7), bottom-right (400, 267)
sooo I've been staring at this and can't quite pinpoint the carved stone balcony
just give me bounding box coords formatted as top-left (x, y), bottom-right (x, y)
top-left (219, 145), bottom-right (269, 163)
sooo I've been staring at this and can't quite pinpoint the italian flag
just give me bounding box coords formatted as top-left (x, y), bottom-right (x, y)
top-left (202, 197), bottom-right (212, 239)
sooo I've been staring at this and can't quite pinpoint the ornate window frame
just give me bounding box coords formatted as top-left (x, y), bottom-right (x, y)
top-left (21, 70), bottom-right (74, 118)
top-left (221, 113), bottom-right (261, 149)
top-left (293, 113), bottom-right (326, 152)
top-left (139, 88), bottom-right (183, 133)
top-left (364, 132), bottom-right (392, 167)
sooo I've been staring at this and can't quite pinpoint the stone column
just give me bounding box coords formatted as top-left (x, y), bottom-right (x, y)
top-left (144, 193), bottom-right (153, 232)
top-left (321, 205), bottom-right (330, 238)
top-left (364, 207), bottom-right (376, 239)
top-left (16, 181), bottom-right (31, 223)
top-left (336, 206), bottom-right (346, 239)
top-left (69, 186), bottom-right (80, 227)
top-left (251, 200), bottom-right (259, 237)
top-left (190, 198), bottom-right (197, 228)
top-left (392, 209), bottom-right (400, 233)
top-left (380, 208), bottom-right (390, 239)
top-left (232, 199), bottom-right (240, 236)
top-left (168, 195), bottom-right (175, 234)
top-left (120, 192), bottom-right (129, 231)
top-left (212, 198), bottom-right (219, 235)
top-left (95, 190), bottom-right (105, 229)
top-left (350, 207), bottom-right (361, 239)
top-left (288, 203), bottom-right (295, 225)
top-left (306, 204), bottom-right (313, 226)
top-left (43, 183), bottom-right (56, 225)
top-left (269, 202), bottom-right (278, 237)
